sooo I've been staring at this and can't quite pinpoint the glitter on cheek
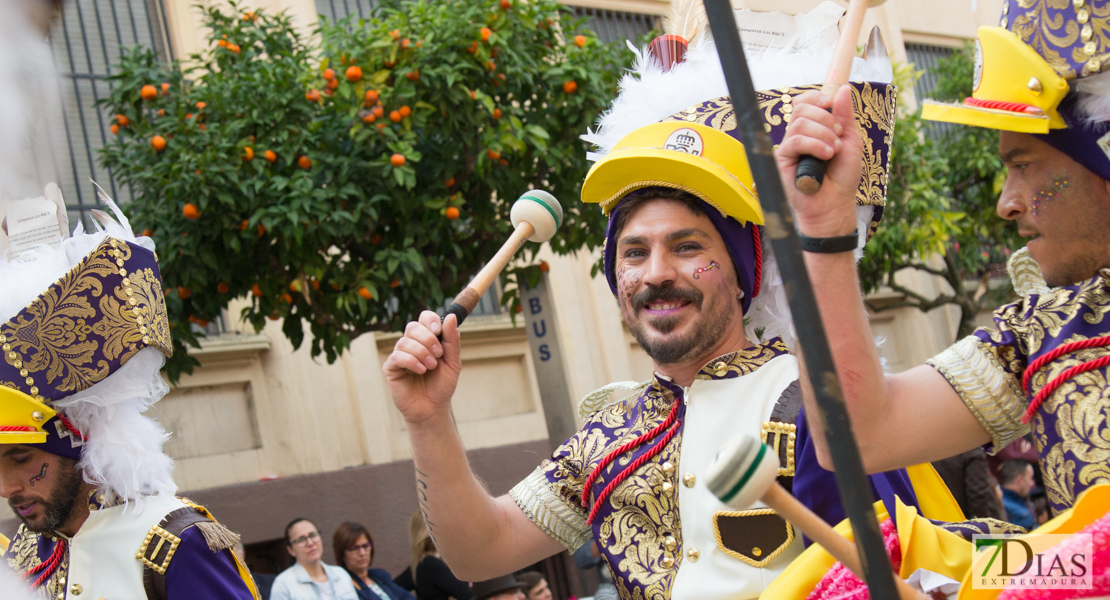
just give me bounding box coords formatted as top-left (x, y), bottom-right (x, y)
top-left (692, 261), bottom-right (720, 279)
top-left (29, 463), bottom-right (47, 486)
top-left (1032, 174), bottom-right (1070, 216)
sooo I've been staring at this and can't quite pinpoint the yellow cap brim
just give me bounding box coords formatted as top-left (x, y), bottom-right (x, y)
top-left (921, 100), bottom-right (1052, 134)
top-left (582, 148), bottom-right (763, 225)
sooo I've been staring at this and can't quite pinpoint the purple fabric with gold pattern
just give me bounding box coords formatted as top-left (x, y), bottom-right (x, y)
top-left (929, 269), bottom-right (1110, 516)
top-left (0, 237), bottom-right (171, 404)
top-left (660, 82), bottom-right (897, 239)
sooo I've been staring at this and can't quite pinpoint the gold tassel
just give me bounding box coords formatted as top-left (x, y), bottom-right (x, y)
top-left (663, 0), bottom-right (709, 45)
top-left (194, 520), bottom-right (241, 553)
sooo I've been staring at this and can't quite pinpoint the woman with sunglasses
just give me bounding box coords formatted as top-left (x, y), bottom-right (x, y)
top-left (334, 522), bottom-right (417, 600)
top-left (272, 518), bottom-right (359, 600)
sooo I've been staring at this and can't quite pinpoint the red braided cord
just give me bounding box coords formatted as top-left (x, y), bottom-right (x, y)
top-left (1023, 354), bottom-right (1110, 424)
top-left (751, 226), bottom-right (762, 299)
top-left (25, 538), bottom-right (66, 588)
top-left (1021, 335), bottom-right (1110, 392)
top-left (586, 421), bottom-right (681, 524)
top-left (58, 415), bottom-right (87, 441)
top-left (964, 97), bottom-right (1041, 114)
top-left (581, 398), bottom-right (681, 508)
top-left (0, 426), bottom-right (35, 432)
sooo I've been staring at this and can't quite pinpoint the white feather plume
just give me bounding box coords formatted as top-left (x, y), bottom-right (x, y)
top-left (663, 0), bottom-right (709, 46)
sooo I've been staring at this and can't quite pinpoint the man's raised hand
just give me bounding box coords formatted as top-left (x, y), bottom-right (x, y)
top-left (382, 311), bottom-right (463, 426)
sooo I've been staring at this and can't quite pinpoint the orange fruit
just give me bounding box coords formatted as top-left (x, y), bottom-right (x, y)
top-left (289, 280), bottom-right (302, 293)
top-left (141, 229), bottom-right (153, 237)
top-left (372, 106), bottom-right (384, 118)
top-left (487, 60), bottom-right (496, 71)
top-left (251, 283), bottom-right (263, 297)
top-left (281, 293), bottom-right (293, 304)
top-left (322, 68), bottom-right (335, 80)
top-left (500, 0), bottom-right (511, 8)
top-left (370, 234), bottom-right (383, 245)
top-left (178, 286), bottom-right (192, 299)
top-left (195, 101), bottom-right (207, 109)
top-left (298, 155), bottom-right (312, 169)
top-left (264, 149), bottom-right (277, 163)
top-left (497, 73), bottom-right (506, 83)
top-left (539, 261), bottom-right (550, 272)
top-left (116, 114), bottom-right (130, 126)
top-left (199, 124), bottom-right (206, 131)
top-left (390, 279), bottom-right (401, 288)
top-left (466, 42), bottom-right (478, 54)
top-left (480, 27), bottom-right (491, 42)
top-left (311, 279), bottom-right (320, 291)
top-left (230, 43), bottom-right (241, 54)
top-left (487, 148), bottom-right (501, 160)
top-left (445, 177), bottom-right (455, 187)
top-left (217, 39), bottom-right (228, 48)
top-left (376, 123), bottom-right (386, 131)
top-left (406, 70), bottom-right (420, 81)
top-left (563, 80), bottom-right (578, 94)
top-left (346, 65), bottom-right (362, 82)
top-left (384, 60), bottom-right (395, 68)
top-left (268, 314), bottom-right (280, 321)
top-left (469, 90), bottom-right (476, 100)
top-left (242, 146), bottom-right (254, 161)
top-left (258, 223), bottom-right (267, 237)
top-left (306, 89), bottom-right (321, 102)
top-left (185, 112), bottom-right (194, 120)
top-left (217, 281), bottom-right (230, 294)
top-left (323, 88), bottom-right (333, 96)
top-left (446, 206), bottom-right (460, 220)
top-left (161, 82), bottom-right (170, 94)
top-left (492, 108), bottom-right (501, 119)
top-left (390, 153), bottom-right (406, 167)
top-left (240, 219), bottom-right (250, 231)
top-left (399, 105), bottom-right (411, 117)
top-left (358, 286), bottom-right (373, 300)
top-left (326, 78), bottom-right (339, 90)
top-left (499, 158), bottom-right (509, 166)
top-left (158, 109), bottom-right (165, 117)
top-left (390, 29), bottom-right (400, 39)
top-left (183, 203), bottom-right (199, 219)
top-left (151, 135), bottom-right (167, 151)
top-left (401, 38), bottom-right (411, 49)
top-left (362, 114), bottom-right (376, 124)
top-left (243, 11), bottom-right (255, 21)
top-left (110, 124), bottom-right (119, 135)
top-left (389, 110), bottom-right (402, 123)
top-left (364, 89), bottom-right (379, 105)
top-left (574, 35), bottom-right (586, 48)
top-left (141, 84), bottom-right (158, 100)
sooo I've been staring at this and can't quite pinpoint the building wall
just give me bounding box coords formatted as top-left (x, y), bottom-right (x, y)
top-left (14, 0), bottom-right (1007, 575)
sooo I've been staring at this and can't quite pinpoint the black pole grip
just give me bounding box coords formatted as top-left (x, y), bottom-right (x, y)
top-left (437, 302), bottom-right (470, 342)
top-left (794, 154), bottom-right (827, 194)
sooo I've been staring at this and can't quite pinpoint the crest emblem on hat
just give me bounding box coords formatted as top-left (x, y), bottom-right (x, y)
top-left (664, 128), bottom-right (703, 156)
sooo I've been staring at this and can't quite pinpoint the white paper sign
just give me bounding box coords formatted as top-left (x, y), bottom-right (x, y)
top-left (6, 196), bottom-right (63, 259)
top-left (734, 1), bottom-right (843, 54)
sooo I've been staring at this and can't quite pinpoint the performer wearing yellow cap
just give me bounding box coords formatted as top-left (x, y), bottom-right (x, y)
top-left (382, 3), bottom-right (961, 599)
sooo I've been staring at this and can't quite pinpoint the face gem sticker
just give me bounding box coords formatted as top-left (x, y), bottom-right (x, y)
top-left (29, 463), bottom-right (47, 486)
top-left (693, 261), bottom-right (721, 279)
top-left (1032, 173), bottom-right (1070, 216)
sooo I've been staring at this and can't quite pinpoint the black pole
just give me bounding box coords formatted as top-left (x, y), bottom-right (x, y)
top-left (700, 2), bottom-right (901, 599)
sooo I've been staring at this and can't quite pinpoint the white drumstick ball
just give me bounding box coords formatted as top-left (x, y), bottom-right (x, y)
top-left (511, 190), bottom-right (563, 243)
top-left (705, 433), bottom-right (781, 510)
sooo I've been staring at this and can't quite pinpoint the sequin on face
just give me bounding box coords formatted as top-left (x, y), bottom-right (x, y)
top-left (692, 261), bottom-right (720, 279)
top-left (29, 463), bottom-right (47, 486)
top-left (1032, 173), bottom-right (1070, 216)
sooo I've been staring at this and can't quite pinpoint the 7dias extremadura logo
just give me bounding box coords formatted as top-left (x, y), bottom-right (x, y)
top-left (972, 534), bottom-right (1093, 590)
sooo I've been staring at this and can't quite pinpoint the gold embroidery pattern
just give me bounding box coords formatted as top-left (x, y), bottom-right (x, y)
top-left (7, 525), bottom-right (69, 600)
top-left (0, 238), bottom-right (171, 401)
top-left (697, 337), bottom-right (791, 379)
top-left (761, 421), bottom-right (797, 477)
top-left (1009, 0), bottom-right (1110, 78)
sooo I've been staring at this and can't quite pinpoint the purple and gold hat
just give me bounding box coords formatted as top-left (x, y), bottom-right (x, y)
top-left (922, 0), bottom-right (1110, 181)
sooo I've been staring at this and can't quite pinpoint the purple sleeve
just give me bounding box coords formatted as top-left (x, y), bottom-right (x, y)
top-left (165, 526), bottom-right (255, 600)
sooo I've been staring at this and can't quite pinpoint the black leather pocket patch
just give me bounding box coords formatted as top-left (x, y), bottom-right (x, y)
top-left (713, 509), bottom-right (795, 567)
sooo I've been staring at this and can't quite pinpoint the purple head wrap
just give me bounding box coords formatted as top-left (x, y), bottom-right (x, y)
top-left (1035, 94), bottom-right (1110, 182)
top-left (38, 415), bottom-right (85, 460)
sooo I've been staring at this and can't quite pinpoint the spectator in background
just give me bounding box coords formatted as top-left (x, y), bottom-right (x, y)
top-left (236, 541), bottom-right (278, 600)
top-left (410, 511), bottom-right (473, 600)
top-left (271, 518), bottom-right (358, 600)
top-left (334, 521), bottom-right (417, 600)
top-left (472, 575), bottom-right (525, 600)
top-left (573, 543), bottom-right (617, 600)
top-left (1000, 461), bottom-right (1038, 530)
top-left (931, 447), bottom-right (1004, 519)
top-left (515, 572), bottom-right (552, 600)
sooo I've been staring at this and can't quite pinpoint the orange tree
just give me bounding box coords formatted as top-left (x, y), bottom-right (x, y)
top-left (100, 0), bottom-right (630, 380)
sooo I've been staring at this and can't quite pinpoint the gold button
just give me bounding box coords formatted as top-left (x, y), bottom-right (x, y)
top-left (1085, 41), bottom-right (1098, 56)
top-left (1078, 8), bottom-right (1090, 23)
top-left (713, 361), bottom-right (727, 377)
top-left (661, 461), bottom-right (674, 475)
top-left (1083, 24), bottom-right (1094, 42)
top-left (71, 583), bottom-right (83, 595)
top-left (1002, 1), bottom-right (1009, 12)
top-left (661, 555), bottom-right (675, 569)
top-left (31, 411), bottom-right (43, 422)
top-left (1000, 16), bottom-right (1008, 27)
top-left (1027, 77), bottom-right (1042, 94)
top-left (56, 593), bottom-right (64, 600)
top-left (661, 481), bottom-right (674, 494)
top-left (663, 535), bottom-right (677, 552)
top-left (683, 473), bottom-right (696, 488)
top-left (687, 547), bottom-right (700, 562)
top-left (1075, 0), bottom-right (1086, 7)
top-left (752, 547), bottom-right (762, 557)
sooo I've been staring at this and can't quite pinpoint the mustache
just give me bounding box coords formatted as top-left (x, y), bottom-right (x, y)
top-left (631, 285), bottom-right (702, 311)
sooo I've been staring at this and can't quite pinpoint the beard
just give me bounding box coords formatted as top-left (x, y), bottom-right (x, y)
top-left (9, 459), bottom-right (83, 533)
top-left (625, 284), bottom-right (735, 365)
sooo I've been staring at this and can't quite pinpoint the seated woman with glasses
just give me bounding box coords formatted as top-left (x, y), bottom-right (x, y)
top-left (334, 522), bottom-right (417, 600)
top-left (272, 518), bottom-right (359, 600)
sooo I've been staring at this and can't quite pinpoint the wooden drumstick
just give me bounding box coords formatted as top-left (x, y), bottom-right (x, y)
top-left (794, 0), bottom-right (887, 194)
top-left (442, 190), bottom-right (562, 327)
top-left (705, 434), bottom-right (928, 600)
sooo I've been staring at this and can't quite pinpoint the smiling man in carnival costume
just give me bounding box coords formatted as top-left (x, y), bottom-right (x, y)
top-left (0, 2), bottom-right (258, 599)
top-left (766, 0), bottom-right (1110, 597)
top-left (383, 3), bottom-right (964, 599)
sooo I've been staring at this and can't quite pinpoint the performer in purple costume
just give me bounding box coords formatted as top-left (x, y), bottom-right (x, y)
top-left (777, 0), bottom-right (1110, 525)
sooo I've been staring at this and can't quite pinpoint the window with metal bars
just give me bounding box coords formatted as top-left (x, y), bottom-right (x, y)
top-left (568, 5), bottom-right (659, 44)
top-left (315, 0), bottom-right (379, 24)
top-left (47, 0), bottom-right (173, 230)
top-left (905, 42), bottom-right (956, 137)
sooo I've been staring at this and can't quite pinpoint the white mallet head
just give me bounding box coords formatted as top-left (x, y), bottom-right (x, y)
top-left (511, 190), bottom-right (563, 243)
top-left (705, 433), bottom-right (781, 509)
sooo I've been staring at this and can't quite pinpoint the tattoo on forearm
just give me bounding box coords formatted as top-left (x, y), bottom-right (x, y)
top-left (415, 467), bottom-right (438, 542)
